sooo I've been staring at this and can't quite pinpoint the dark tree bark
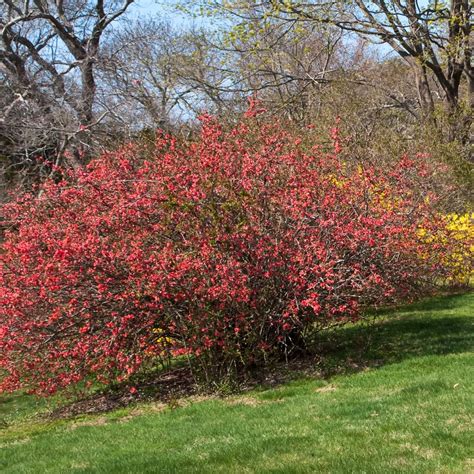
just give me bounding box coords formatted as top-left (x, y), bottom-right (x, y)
top-left (0, 0), bottom-right (134, 182)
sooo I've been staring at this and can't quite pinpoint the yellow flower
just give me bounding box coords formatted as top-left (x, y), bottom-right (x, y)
top-left (418, 212), bottom-right (473, 284)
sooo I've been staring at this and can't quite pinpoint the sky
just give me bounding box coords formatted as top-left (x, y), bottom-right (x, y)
top-left (128, 0), bottom-right (170, 18)
top-left (125, 0), bottom-right (395, 60)
top-left (127, 0), bottom-right (201, 28)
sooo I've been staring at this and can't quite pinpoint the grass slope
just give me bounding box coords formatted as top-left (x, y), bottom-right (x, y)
top-left (1, 293), bottom-right (473, 473)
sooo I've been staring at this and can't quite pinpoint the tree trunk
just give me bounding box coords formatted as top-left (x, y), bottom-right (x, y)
top-left (413, 63), bottom-right (435, 119)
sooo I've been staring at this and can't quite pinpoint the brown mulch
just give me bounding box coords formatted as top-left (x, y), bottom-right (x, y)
top-left (49, 357), bottom-right (324, 420)
top-left (50, 366), bottom-right (198, 419)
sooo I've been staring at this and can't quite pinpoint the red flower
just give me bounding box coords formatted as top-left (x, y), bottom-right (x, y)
top-left (0, 110), bottom-right (447, 396)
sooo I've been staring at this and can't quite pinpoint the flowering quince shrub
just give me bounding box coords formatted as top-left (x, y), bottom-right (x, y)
top-left (0, 108), bottom-right (454, 395)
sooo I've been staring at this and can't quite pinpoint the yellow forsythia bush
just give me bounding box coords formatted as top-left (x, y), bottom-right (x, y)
top-left (419, 213), bottom-right (474, 285)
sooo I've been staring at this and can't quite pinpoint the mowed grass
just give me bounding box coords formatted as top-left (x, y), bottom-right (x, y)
top-left (1, 293), bottom-right (473, 473)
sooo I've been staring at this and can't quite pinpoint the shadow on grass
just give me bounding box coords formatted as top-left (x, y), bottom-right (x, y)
top-left (375, 291), bottom-right (471, 315)
top-left (311, 292), bottom-right (473, 378)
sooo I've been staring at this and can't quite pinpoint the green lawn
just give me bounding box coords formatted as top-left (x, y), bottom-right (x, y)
top-left (1, 293), bottom-right (473, 473)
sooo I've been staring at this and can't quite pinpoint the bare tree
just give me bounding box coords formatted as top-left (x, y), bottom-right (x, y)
top-left (195, 0), bottom-right (472, 144)
top-left (0, 0), bottom-right (134, 189)
top-left (98, 20), bottom-right (214, 133)
top-left (220, 17), bottom-right (347, 123)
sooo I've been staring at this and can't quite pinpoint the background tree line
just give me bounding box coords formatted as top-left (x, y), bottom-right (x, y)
top-left (1, 0), bottom-right (472, 204)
